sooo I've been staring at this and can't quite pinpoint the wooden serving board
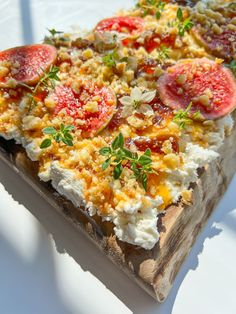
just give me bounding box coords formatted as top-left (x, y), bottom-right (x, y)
top-left (0, 112), bottom-right (236, 301)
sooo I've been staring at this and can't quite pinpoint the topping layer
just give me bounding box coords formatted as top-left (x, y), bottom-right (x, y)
top-left (0, 0), bottom-right (235, 249)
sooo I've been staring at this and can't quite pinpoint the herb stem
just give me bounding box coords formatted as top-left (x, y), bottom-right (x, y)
top-left (99, 133), bottom-right (154, 191)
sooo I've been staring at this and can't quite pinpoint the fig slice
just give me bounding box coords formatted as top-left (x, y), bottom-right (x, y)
top-left (95, 16), bottom-right (144, 35)
top-left (193, 26), bottom-right (236, 61)
top-left (53, 83), bottom-right (117, 137)
top-left (157, 58), bottom-right (236, 119)
top-left (0, 44), bottom-right (57, 86)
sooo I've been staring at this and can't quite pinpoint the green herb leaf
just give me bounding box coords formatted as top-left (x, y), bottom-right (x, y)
top-left (99, 147), bottom-right (112, 156)
top-left (102, 158), bottom-right (111, 170)
top-left (144, 148), bottom-right (151, 156)
top-left (122, 148), bottom-right (134, 159)
top-left (62, 138), bottom-right (73, 146)
top-left (156, 0), bottom-right (165, 19)
top-left (53, 133), bottom-right (62, 142)
top-left (25, 64), bottom-right (61, 110)
top-left (64, 125), bottom-right (75, 131)
top-left (120, 57), bottom-right (129, 63)
top-left (175, 7), bottom-right (194, 37)
top-left (99, 133), bottom-right (155, 190)
top-left (48, 28), bottom-right (63, 37)
top-left (40, 138), bottom-right (52, 149)
top-left (112, 133), bottom-right (124, 150)
top-left (102, 49), bottom-right (129, 68)
top-left (137, 1), bottom-right (165, 19)
top-left (177, 8), bottom-right (183, 21)
top-left (141, 173), bottom-right (148, 191)
top-left (44, 29), bottom-right (62, 45)
top-left (157, 45), bottom-right (171, 63)
top-left (42, 126), bottom-right (57, 135)
top-left (178, 18), bottom-right (194, 37)
top-left (147, 0), bottom-right (156, 4)
top-left (156, 11), bottom-right (161, 19)
top-left (173, 102), bottom-right (197, 129)
top-left (64, 132), bottom-right (73, 140)
top-left (47, 66), bottom-right (61, 86)
top-left (37, 65), bottom-right (60, 91)
top-left (142, 9), bottom-right (149, 17)
top-left (192, 110), bottom-right (202, 120)
top-left (60, 124), bottom-right (65, 132)
top-left (130, 163), bottom-right (140, 176)
top-left (41, 124), bottom-right (75, 147)
top-left (138, 154), bottom-right (152, 166)
top-left (183, 18), bottom-right (194, 31)
top-left (102, 49), bottom-right (119, 67)
top-left (113, 163), bottom-right (123, 180)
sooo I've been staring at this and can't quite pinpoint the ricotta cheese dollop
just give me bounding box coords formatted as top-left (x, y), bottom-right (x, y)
top-left (113, 195), bottom-right (163, 250)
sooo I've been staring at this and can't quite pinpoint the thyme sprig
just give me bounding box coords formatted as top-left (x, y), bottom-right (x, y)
top-left (157, 45), bottom-right (171, 63)
top-left (176, 8), bottom-right (194, 37)
top-left (34, 64), bottom-right (60, 92)
top-left (173, 102), bottom-right (201, 129)
top-left (102, 49), bottom-right (128, 68)
top-left (21, 65), bottom-right (60, 109)
top-left (40, 124), bottom-right (75, 149)
top-left (44, 28), bottom-right (63, 45)
top-left (136, 0), bottom-right (166, 19)
top-left (99, 133), bottom-right (154, 191)
top-left (102, 49), bottom-right (120, 67)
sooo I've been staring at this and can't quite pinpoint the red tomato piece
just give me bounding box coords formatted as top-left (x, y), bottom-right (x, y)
top-left (0, 44), bottom-right (57, 86)
top-left (95, 16), bottom-right (144, 35)
top-left (158, 58), bottom-right (236, 119)
top-left (53, 83), bottom-right (117, 137)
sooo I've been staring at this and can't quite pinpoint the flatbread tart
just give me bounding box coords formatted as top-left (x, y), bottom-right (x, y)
top-left (0, 0), bottom-right (235, 301)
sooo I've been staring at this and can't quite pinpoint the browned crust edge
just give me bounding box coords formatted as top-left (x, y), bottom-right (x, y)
top-left (0, 111), bottom-right (235, 302)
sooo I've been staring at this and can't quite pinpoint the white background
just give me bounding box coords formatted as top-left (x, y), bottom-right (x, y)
top-left (0, 1), bottom-right (236, 313)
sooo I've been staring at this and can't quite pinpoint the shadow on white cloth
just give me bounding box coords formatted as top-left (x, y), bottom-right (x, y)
top-left (0, 157), bottom-right (235, 314)
top-left (0, 224), bottom-right (73, 314)
top-left (19, 0), bottom-right (34, 44)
